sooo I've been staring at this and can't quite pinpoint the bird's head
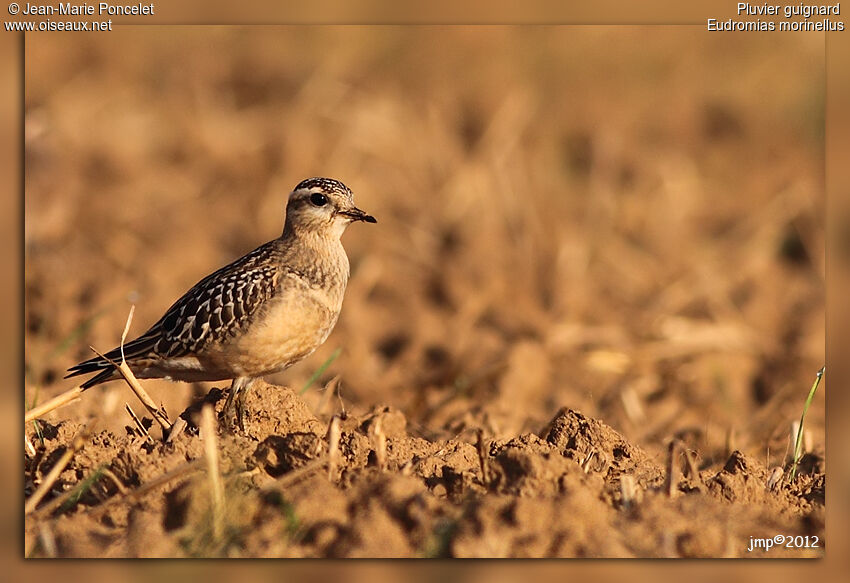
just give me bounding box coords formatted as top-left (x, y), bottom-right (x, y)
top-left (284, 177), bottom-right (376, 238)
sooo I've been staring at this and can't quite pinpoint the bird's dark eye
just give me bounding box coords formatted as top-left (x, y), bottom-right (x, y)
top-left (310, 193), bottom-right (328, 206)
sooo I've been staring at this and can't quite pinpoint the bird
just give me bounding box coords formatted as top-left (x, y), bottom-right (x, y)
top-left (65, 177), bottom-right (376, 427)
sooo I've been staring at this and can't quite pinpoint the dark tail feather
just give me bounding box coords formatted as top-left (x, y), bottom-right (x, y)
top-left (79, 367), bottom-right (117, 389)
top-left (65, 332), bottom-right (160, 390)
top-left (64, 358), bottom-right (118, 389)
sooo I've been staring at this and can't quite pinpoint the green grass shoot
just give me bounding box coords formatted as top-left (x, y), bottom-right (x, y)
top-left (26, 390), bottom-right (45, 447)
top-left (58, 463), bottom-right (107, 513)
top-left (300, 347), bottom-right (341, 395)
top-left (789, 366), bottom-right (824, 482)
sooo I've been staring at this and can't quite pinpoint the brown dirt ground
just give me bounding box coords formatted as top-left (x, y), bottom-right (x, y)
top-left (24, 28), bottom-right (825, 558)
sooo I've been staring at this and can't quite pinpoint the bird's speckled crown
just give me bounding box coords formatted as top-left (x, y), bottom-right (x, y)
top-left (294, 177), bottom-right (352, 196)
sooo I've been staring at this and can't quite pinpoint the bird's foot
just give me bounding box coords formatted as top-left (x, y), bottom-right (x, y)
top-left (219, 377), bottom-right (252, 434)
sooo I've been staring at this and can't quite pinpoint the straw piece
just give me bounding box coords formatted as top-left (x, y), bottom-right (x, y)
top-left (665, 439), bottom-right (679, 497)
top-left (96, 306), bottom-right (172, 435)
top-left (25, 386), bottom-right (84, 424)
top-left (476, 429), bottom-right (490, 485)
top-left (372, 417), bottom-right (387, 472)
top-left (201, 404), bottom-right (225, 542)
top-left (683, 448), bottom-right (702, 484)
top-left (92, 347), bottom-right (172, 434)
top-left (327, 416), bottom-right (341, 480)
top-left (125, 403), bottom-right (154, 444)
top-left (95, 461), bottom-right (202, 513)
top-left (620, 475), bottom-right (637, 509)
top-left (166, 417), bottom-right (188, 444)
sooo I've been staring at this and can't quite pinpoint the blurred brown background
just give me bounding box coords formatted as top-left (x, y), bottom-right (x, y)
top-left (25, 26), bottom-right (823, 474)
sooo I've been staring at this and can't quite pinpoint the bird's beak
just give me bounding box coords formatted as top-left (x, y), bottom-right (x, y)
top-left (339, 208), bottom-right (377, 223)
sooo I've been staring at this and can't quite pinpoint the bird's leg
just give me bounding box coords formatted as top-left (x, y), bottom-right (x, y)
top-left (221, 376), bottom-right (253, 431)
top-left (222, 377), bottom-right (244, 417)
top-left (234, 378), bottom-right (255, 431)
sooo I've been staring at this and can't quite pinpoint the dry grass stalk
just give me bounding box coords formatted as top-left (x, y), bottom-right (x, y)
top-left (125, 403), bottom-right (154, 444)
top-left (200, 404), bottom-right (225, 543)
top-left (683, 448), bottom-right (702, 484)
top-left (661, 530), bottom-right (677, 558)
top-left (166, 417), bottom-right (188, 444)
top-left (316, 375), bottom-right (340, 417)
top-left (279, 456), bottom-right (327, 488)
top-left (620, 387), bottom-right (646, 423)
top-left (228, 467), bottom-right (261, 482)
top-left (372, 417), bottom-right (387, 472)
top-left (620, 475), bottom-right (637, 509)
top-left (93, 348), bottom-right (172, 434)
top-left (25, 385), bottom-right (84, 424)
top-left (25, 421), bottom-right (96, 514)
top-left (25, 433), bottom-right (36, 456)
top-left (725, 427), bottom-right (736, 459)
top-left (767, 466), bottom-right (784, 491)
top-left (24, 529), bottom-right (37, 558)
top-left (665, 439), bottom-right (680, 497)
top-left (87, 460), bottom-right (202, 517)
top-left (327, 415), bottom-right (341, 480)
top-left (580, 449), bottom-right (596, 473)
top-left (101, 467), bottom-right (128, 495)
top-left (93, 306), bottom-right (173, 435)
top-left (476, 428), bottom-right (490, 485)
top-left (38, 523), bottom-right (57, 558)
top-left (335, 384), bottom-right (348, 419)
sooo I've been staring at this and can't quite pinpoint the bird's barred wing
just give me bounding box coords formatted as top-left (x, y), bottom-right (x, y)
top-left (66, 242), bottom-right (281, 384)
top-left (153, 259), bottom-right (280, 357)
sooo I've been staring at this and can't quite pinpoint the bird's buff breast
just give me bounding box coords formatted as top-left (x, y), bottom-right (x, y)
top-left (214, 284), bottom-right (342, 377)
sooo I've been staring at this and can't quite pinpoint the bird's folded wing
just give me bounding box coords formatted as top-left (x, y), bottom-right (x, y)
top-left (66, 241), bottom-right (282, 382)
